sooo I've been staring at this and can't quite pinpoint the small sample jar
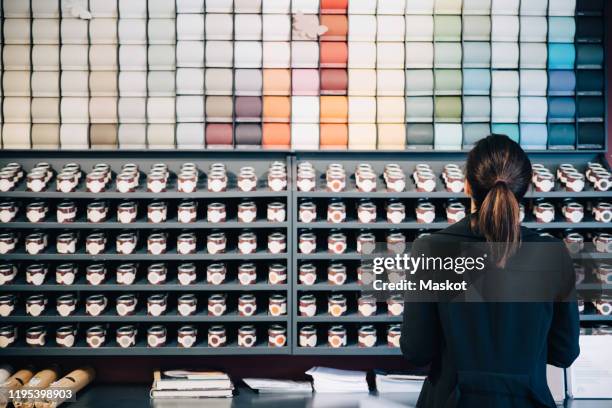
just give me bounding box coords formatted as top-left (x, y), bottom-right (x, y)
top-left (299, 325), bottom-right (317, 348)
top-left (208, 294), bottom-right (227, 316)
top-left (207, 171), bottom-right (228, 193)
top-left (268, 294), bottom-right (287, 316)
top-left (0, 294), bottom-right (16, 317)
top-left (147, 202), bottom-right (168, 224)
top-left (327, 202), bottom-right (347, 224)
top-left (26, 264), bottom-right (48, 285)
top-left (0, 172), bottom-right (16, 193)
top-left (327, 263), bottom-right (347, 285)
top-left (26, 202), bottom-right (48, 223)
top-left (0, 325), bottom-right (16, 348)
top-left (208, 325), bottom-right (227, 348)
top-left (238, 294), bottom-right (257, 317)
top-left (387, 202), bottom-right (406, 224)
top-left (56, 232), bottom-right (77, 254)
top-left (56, 325), bottom-right (76, 348)
top-left (595, 296), bottom-right (612, 316)
top-left (55, 263), bottom-right (77, 285)
top-left (267, 202), bottom-right (286, 222)
top-left (299, 201), bottom-right (317, 223)
top-left (533, 171), bottom-right (555, 192)
top-left (0, 263), bottom-right (17, 285)
top-left (534, 202), bottom-right (555, 223)
top-left (327, 232), bottom-right (347, 254)
top-left (85, 232), bottom-right (107, 255)
top-left (177, 201), bottom-right (197, 224)
top-left (86, 326), bottom-right (106, 348)
top-left (177, 263), bottom-right (197, 285)
top-left (56, 172), bottom-right (76, 193)
top-left (358, 325), bottom-right (377, 348)
top-left (147, 233), bottom-right (167, 255)
top-left (387, 232), bottom-right (406, 254)
top-left (416, 202), bottom-right (436, 224)
top-left (86, 264), bottom-right (107, 285)
top-left (565, 172), bottom-right (585, 192)
top-left (0, 201), bottom-right (18, 223)
top-left (299, 294), bottom-right (317, 317)
top-left (328, 294), bottom-right (347, 317)
top-left (116, 263), bottom-right (137, 285)
top-left (238, 201), bottom-right (257, 223)
top-left (207, 202), bottom-right (227, 223)
top-left (358, 294), bottom-right (377, 317)
top-left (238, 325), bottom-right (257, 348)
top-left (299, 263), bottom-right (317, 285)
top-left (177, 294), bottom-right (197, 317)
top-left (87, 201), bottom-right (108, 223)
top-left (178, 325), bottom-right (197, 348)
top-left (596, 264), bottom-right (612, 284)
top-left (117, 201), bottom-right (138, 224)
top-left (238, 263), bottom-right (257, 285)
top-left (26, 325), bottom-right (47, 347)
top-left (268, 264), bottom-right (287, 284)
top-left (268, 325), bottom-right (287, 348)
top-left (268, 232), bottom-right (286, 254)
top-left (26, 294), bottom-right (47, 317)
top-left (147, 263), bottom-right (167, 284)
top-left (116, 325), bottom-right (137, 348)
top-left (297, 170), bottom-right (316, 192)
top-left (27, 172), bottom-right (47, 193)
top-left (85, 294), bottom-right (107, 317)
top-left (116, 232), bottom-right (138, 255)
top-left (445, 171), bottom-right (465, 193)
top-left (238, 232), bottom-right (257, 254)
top-left (446, 202), bottom-right (467, 224)
top-left (562, 202), bottom-right (584, 223)
top-left (564, 232), bottom-right (584, 255)
top-left (357, 232), bottom-right (376, 255)
top-left (357, 201), bottom-right (377, 224)
top-left (356, 171), bottom-right (377, 193)
top-left (177, 232), bottom-right (197, 255)
top-left (147, 173), bottom-right (167, 193)
top-left (147, 294), bottom-right (167, 316)
top-left (56, 294), bottom-right (77, 317)
top-left (328, 325), bottom-right (347, 348)
top-left (207, 232), bottom-right (227, 254)
top-left (357, 264), bottom-right (375, 285)
top-left (387, 325), bottom-right (402, 347)
top-left (386, 170), bottom-right (406, 193)
top-left (207, 263), bottom-right (227, 285)
top-left (267, 170), bottom-right (287, 192)
top-left (115, 173), bottom-right (136, 194)
top-left (387, 295), bottom-right (404, 316)
top-left (594, 233), bottom-right (612, 253)
top-left (25, 232), bottom-right (47, 255)
top-left (594, 202), bottom-right (612, 223)
top-left (326, 171), bottom-right (346, 193)
top-left (299, 232), bottom-right (317, 254)
top-left (116, 294), bottom-right (138, 316)
top-left (238, 168), bottom-right (258, 192)
top-left (147, 325), bottom-right (167, 348)
top-left (178, 171), bottom-right (198, 193)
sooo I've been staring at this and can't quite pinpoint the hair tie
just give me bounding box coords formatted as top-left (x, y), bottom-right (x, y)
top-left (495, 178), bottom-right (508, 185)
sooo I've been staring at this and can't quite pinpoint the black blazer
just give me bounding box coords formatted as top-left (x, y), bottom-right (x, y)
top-left (401, 216), bottom-right (580, 408)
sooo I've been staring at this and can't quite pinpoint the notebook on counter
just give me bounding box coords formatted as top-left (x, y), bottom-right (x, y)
top-left (150, 370), bottom-right (234, 399)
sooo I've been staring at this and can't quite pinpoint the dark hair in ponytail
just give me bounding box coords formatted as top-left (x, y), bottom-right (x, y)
top-left (466, 134), bottom-right (532, 267)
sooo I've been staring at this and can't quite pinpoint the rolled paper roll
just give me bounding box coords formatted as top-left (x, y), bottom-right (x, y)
top-left (348, 0), bottom-right (376, 14)
top-left (320, 15), bottom-right (347, 41)
top-left (292, 69), bottom-right (320, 96)
top-left (548, 124), bottom-right (576, 148)
top-left (548, 17), bottom-right (576, 43)
top-left (491, 15), bottom-right (519, 42)
top-left (0, 365), bottom-right (13, 383)
top-left (548, 44), bottom-right (576, 70)
top-left (148, 45), bottom-right (176, 71)
top-left (376, 97), bottom-right (405, 123)
top-left (206, 0), bottom-right (236, 13)
top-left (32, 45), bottom-right (60, 70)
top-left (576, 16), bottom-right (603, 41)
top-left (520, 70), bottom-right (548, 96)
top-left (205, 124), bottom-right (233, 146)
top-left (147, 19), bottom-right (176, 45)
top-left (577, 123), bottom-right (604, 149)
top-left (206, 96), bottom-right (233, 122)
top-left (434, 69), bottom-right (462, 95)
top-left (492, 0), bottom-right (520, 14)
top-left (235, 69), bottom-right (263, 96)
top-left (118, 0), bottom-right (147, 18)
top-left (434, 97), bottom-right (462, 122)
top-left (60, 124), bottom-right (89, 148)
top-left (519, 124), bottom-right (546, 149)
top-left (377, 0), bottom-right (406, 14)
top-left (176, 68), bottom-right (204, 95)
top-left (292, 96), bottom-right (319, 123)
top-left (90, 125), bottom-right (118, 148)
top-left (434, 15), bottom-right (461, 42)
top-left (519, 97), bottom-right (548, 123)
top-left (235, 97), bottom-right (263, 122)
top-left (291, 124), bottom-right (319, 150)
top-left (405, 97), bottom-right (434, 122)
top-left (0, 368), bottom-right (34, 408)
top-left (263, 0), bottom-right (291, 13)
top-left (463, 0), bottom-right (493, 14)
top-left (462, 123), bottom-right (491, 149)
top-left (89, 45), bottom-right (118, 70)
top-left (14, 368), bottom-right (59, 408)
top-left (348, 15), bottom-right (376, 42)
top-left (177, 0), bottom-right (205, 13)
top-left (462, 96), bottom-right (490, 123)
top-left (34, 367), bottom-right (95, 408)
top-left (176, 41), bottom-right (204, 68)
top-left (235, 124), bottom-right (263, 146)
top-left (348, 42), bottom-right (376, 68)
top-left (118, 97), bottom-right (146, 123)
top-left (463, 15), bottom-right (491, 41)
top-left (462, 42), bottom-right (490, 68)
top-left (520, 0), bottom-right (547, 15)
top-left (548, 97), bottom-right (576, 120)
top-left (520, 16), bottom-right (547, 42)
top-left (433, 124), bottom-right (462, 150)
top-left (377, 15), bottom-right (405, 42)
top-left (2, 124), bottom-right (31, 149)
top-left (3, 71), bottom-right (31, 97)
top-left (89, 18), bottom-right (118, 44)
top-left (377, 124), bottom-right (405, 151)
top-left (176, 96), bottom-right (204, 122)
top-left (405, 70), bottom-right (434, 96)
top-left (406, 124), bottom-right (434, 149)
top-left (118, 124), bottom-right (147, 149)
top-left (263, 96), bottom-right (291, 122)
top-left (3, 97), bottom-right (31, 123)
top-left (205, 69), bottom-right (233, 95)
top-left (291, 42), bottom-right (319, 69)
top-left (146, 124), bottom-right (175, 149)
top-left (348, 97), bottom-right (376, 123)
top-left (491, 42), bottom-right (519, 69)
top-left (491, 71), bottom-right (519, 97)
top-left (32, 72), bottom-right (59, 97)
top-left (576, 44), bottom-right (604, 68)
top-left (3, 0), bottom-right (31, 16)
top-left (576, 70), bottom-right (604, 93)
top-left (320, 43), bottom-right (347, 68)
top-left (376, 70), bottom-right (404, 96)
top-left (320, 69), bottom-right (347, 95)
top-left (263, 69), bottom-right (291, 95)
top-left (405, 15), bottom-right (433, 41)
top-left (118, 72), bottom-right (147, 97)
top-left (146, 98), bottom-right (175, 123)
top-left (90, 72), bottom-right (118, 97)
top-left (320, 96), bottom-right (348, 124)
top-left (234, 41), bottom-right (263, 69)
top-left (434, 42), bottom-right (461, 69)
top-left (548, 71), bottom-right (576, 94)
top-left (235, 0), bottom-right (262, 12)
top-left (118, 19), bottom-right (147, 45)
top-left (263, 15), bottom-right (291, 41)
top-left (262, 123), bottom-right (291, 148)
top-left (348, 124), bottom-right (377, 150)
top-left (263, 42), bottom-right (291, 68)
top-left (32, 124), bottom-right (61, 148)
top-left (376, 43), bottom-right (404, 69)
top-left (577, 97), bottom-right (604, 119)
top-left (147, 0), bottom-right (175, 17)
top-left (491, 97), bottom-right (519, 123)
top-left (119, 45), bottom-right (147, 71)
top-left (435, 0), bottom-right (463, 13)
top-left (320, 0), bottom-right (348, 13)
top-left (90, 97), bottom-right (118, 123)
top-left (348, 69), bottom-right (376, 96)
top-left (520, 43), bottom-right (547, 69)
top-left (320, 124), bottom-right (348, 149)
top-left (176, 123), bottom-right (205, 149)
top-left (206, 41), bottom-right (233, 68)
top-left (3, 45), bottom-right (31, 70)
top-left (177, 14), bottom-right (205, 41)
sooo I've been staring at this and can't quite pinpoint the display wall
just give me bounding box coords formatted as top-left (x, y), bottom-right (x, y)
top-left (0, 0), bottom-right (607, 151)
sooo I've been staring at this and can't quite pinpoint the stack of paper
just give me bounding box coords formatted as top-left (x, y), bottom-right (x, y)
top-left (150, 370), bottom-right (234, 399)
top-left (243, 378), bottom-right (312, 394)
top-left (306, 367), bottom-right (369, 393)
top-left (374, 370), bottom-right (426, 393)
